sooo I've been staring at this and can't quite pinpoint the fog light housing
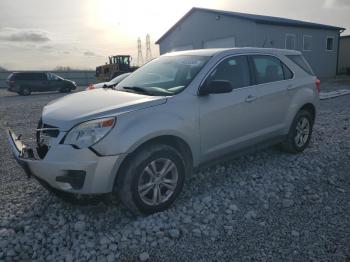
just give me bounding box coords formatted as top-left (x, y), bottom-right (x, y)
top-left (56, 170), bottom-right (86, 190)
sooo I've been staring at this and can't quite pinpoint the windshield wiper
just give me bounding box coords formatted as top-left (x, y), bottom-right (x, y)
top-left (122, 86), bottom-right (151, 94)
top-left (103, 83), bottom-right (116, 89)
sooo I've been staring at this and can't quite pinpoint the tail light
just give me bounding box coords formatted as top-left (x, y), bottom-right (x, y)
top-left (315, 78), bottom-right (321, 93)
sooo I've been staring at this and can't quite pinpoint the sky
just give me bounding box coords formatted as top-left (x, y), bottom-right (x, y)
top-left (0, 0), bottom-right (349, 70)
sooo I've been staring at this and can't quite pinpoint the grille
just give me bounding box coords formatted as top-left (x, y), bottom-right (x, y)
top-left (36, 119), bottom-right (60, 159)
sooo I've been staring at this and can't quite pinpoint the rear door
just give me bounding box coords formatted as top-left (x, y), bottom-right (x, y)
top-left (246, 55), bottom-right (294, 138)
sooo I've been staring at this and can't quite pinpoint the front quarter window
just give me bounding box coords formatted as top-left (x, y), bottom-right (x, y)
top-left (116, 55), bottom-right (210, 96)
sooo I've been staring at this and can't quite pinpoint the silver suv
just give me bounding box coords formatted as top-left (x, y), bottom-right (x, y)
top-left (8, 48), bottom-right (320, 214)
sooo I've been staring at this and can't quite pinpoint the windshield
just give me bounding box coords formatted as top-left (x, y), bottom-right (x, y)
top-left (48, 73), bottom-right (63, 80)
top-left (109, 73), bottom-right (131, 84)
top-left (116, 55), bottom-right (210, 96)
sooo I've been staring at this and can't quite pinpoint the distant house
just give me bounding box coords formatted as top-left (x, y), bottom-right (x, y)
top-left (156, 7), bottom-right (345, 78)
top-left (338, 35), bottom-right (350, 75)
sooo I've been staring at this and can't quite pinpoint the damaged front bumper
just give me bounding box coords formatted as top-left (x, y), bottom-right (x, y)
top-left (7, 128), bottom-right (123, 194)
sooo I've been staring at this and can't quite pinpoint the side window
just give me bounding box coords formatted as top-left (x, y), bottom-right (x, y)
top-left (15, 74), bottom-right (25, 80)
top-left (48, 73), bottom-right (59, 80)
top-left (207, 56), bottom-right (250, 89)
top-left (286, 55), bottom-right (315, 75)
top-left (32, 73), bottom-right (47, 81)
top-left (251, 55), bottom-right (284, 84)
top-left (282, 64), bottom-right (293, 80)
top-left (22, 73), bottom-right (32, 80)
top-left (20, 73), bottom-right (32, 80)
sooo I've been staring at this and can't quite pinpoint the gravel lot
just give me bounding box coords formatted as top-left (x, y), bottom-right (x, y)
top-left (0, 88), bottom-right (349, 262)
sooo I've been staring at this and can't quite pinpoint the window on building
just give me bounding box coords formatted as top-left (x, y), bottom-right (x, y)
top-left (303, 35), bottom-right (312, 51)
top-left (285, 34), bottom-right (296, 50)
top-left (251, 55), bottom-right (285, 84)
top-left (326, 37), bottom-right (334, 51)
top-left (207, 56), bottom-right (250, 89)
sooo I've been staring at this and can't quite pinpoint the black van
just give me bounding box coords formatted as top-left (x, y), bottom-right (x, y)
top-left (7, 72), bottom-right (77, 96)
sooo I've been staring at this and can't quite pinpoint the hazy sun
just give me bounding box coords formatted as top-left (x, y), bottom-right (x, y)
top-left (86, 0), bottom-right (216, 38)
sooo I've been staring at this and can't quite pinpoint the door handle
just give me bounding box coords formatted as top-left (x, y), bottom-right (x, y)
top-left (245, 95), bottom-right (257, 103)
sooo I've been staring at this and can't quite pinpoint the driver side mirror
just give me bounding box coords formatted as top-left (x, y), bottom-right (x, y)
top-left (198, 80), bottom-right (233, 96)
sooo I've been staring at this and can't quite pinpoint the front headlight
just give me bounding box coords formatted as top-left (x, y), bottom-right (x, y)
top-left (64, 117), bottom-right (115, 148)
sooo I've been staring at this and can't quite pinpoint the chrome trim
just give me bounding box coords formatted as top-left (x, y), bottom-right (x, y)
top-left (36, 128), bottom-right (60, 132)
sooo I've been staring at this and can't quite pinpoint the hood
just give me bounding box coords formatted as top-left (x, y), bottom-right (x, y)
top-left (42, 89), bottom-right (167, 131)
top-left (64, 79), bottom-right (76, 86)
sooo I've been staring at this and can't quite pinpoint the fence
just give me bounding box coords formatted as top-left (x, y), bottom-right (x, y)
top-left (0, 70), bottom-right (98, 88)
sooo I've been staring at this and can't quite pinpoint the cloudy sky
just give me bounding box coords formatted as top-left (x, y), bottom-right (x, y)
top-left (0, 0), bottom-right (349, 70)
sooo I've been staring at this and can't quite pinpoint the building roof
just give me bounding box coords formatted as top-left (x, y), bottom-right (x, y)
top-left (156, 7), bottom-right (345, 44)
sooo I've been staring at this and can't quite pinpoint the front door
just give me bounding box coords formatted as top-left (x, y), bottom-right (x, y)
top-left (47, 73), bottom-right (64, 91)
top-left (199, 55), bottom-right (256, 161)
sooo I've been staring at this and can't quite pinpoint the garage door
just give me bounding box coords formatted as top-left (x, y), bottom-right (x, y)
top-left (204, 36), bottom-right (236, 49)
top-left (172, 44), bottom-right (193, 52)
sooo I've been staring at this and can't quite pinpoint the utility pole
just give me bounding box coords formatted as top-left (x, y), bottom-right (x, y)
top-left (137, 37), bottom-right (144, 67)
top-left (145, 34), bottom-right (152, 63)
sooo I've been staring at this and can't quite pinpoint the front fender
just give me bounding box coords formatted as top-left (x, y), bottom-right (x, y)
top-left (92, 96), bottom-right (200, 165)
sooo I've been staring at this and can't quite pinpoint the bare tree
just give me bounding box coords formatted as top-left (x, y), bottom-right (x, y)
top-left (53, 66), bottom-right (72, 71)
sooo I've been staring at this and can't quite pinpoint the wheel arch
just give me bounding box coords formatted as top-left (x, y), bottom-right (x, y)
top-left (299, 103), bottom-right (316, 122)
top-left (113, 135), bottom-right (194, 191)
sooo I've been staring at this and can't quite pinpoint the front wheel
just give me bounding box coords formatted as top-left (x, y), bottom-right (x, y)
top-left (281, 109), bottom-right (314, 153)
top-left (116, 144), bottom-right (186, 215)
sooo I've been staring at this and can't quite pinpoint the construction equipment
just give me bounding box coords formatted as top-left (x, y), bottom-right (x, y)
top-left (96, 55), bottom-right (138, 82)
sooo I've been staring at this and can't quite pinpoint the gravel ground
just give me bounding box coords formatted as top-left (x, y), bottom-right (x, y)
top-left (0, 88), bottom-right (349, 262)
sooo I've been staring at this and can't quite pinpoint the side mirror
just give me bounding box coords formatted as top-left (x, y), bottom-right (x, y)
top-left (199, 80), bottom-right (233, 96)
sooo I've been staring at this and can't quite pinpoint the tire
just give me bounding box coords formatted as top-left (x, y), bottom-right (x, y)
top-left (116, 144), bottom-right (186, 215)
top-left (280, 109), bottom-right (314, 153)
top-left (19, 87), bottom-right (31, 96)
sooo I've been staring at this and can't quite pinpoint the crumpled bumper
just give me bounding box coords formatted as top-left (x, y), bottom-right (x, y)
top-left (7, 129), bottom-right (123, 194)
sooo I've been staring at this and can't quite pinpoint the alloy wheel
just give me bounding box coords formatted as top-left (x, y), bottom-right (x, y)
top-left (294, 117), bottom-right (310, 147)
top-left (137, 158), bottom-right (178, 206)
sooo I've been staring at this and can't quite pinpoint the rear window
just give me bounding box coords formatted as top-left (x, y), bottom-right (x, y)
top-left (7, 73), bottom-right (15, 80)
top-left (286, 55), bottom-right (315, 76)
top-left (251, 55), bottom-right (284, 84)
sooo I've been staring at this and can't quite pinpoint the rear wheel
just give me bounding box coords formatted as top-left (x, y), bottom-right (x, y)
top-left (116, 144), bottom-right (186, 215)
top-left (19, 87), bottom-right (31, 96)
top-left (281, 109), bottom-right (314, 153)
